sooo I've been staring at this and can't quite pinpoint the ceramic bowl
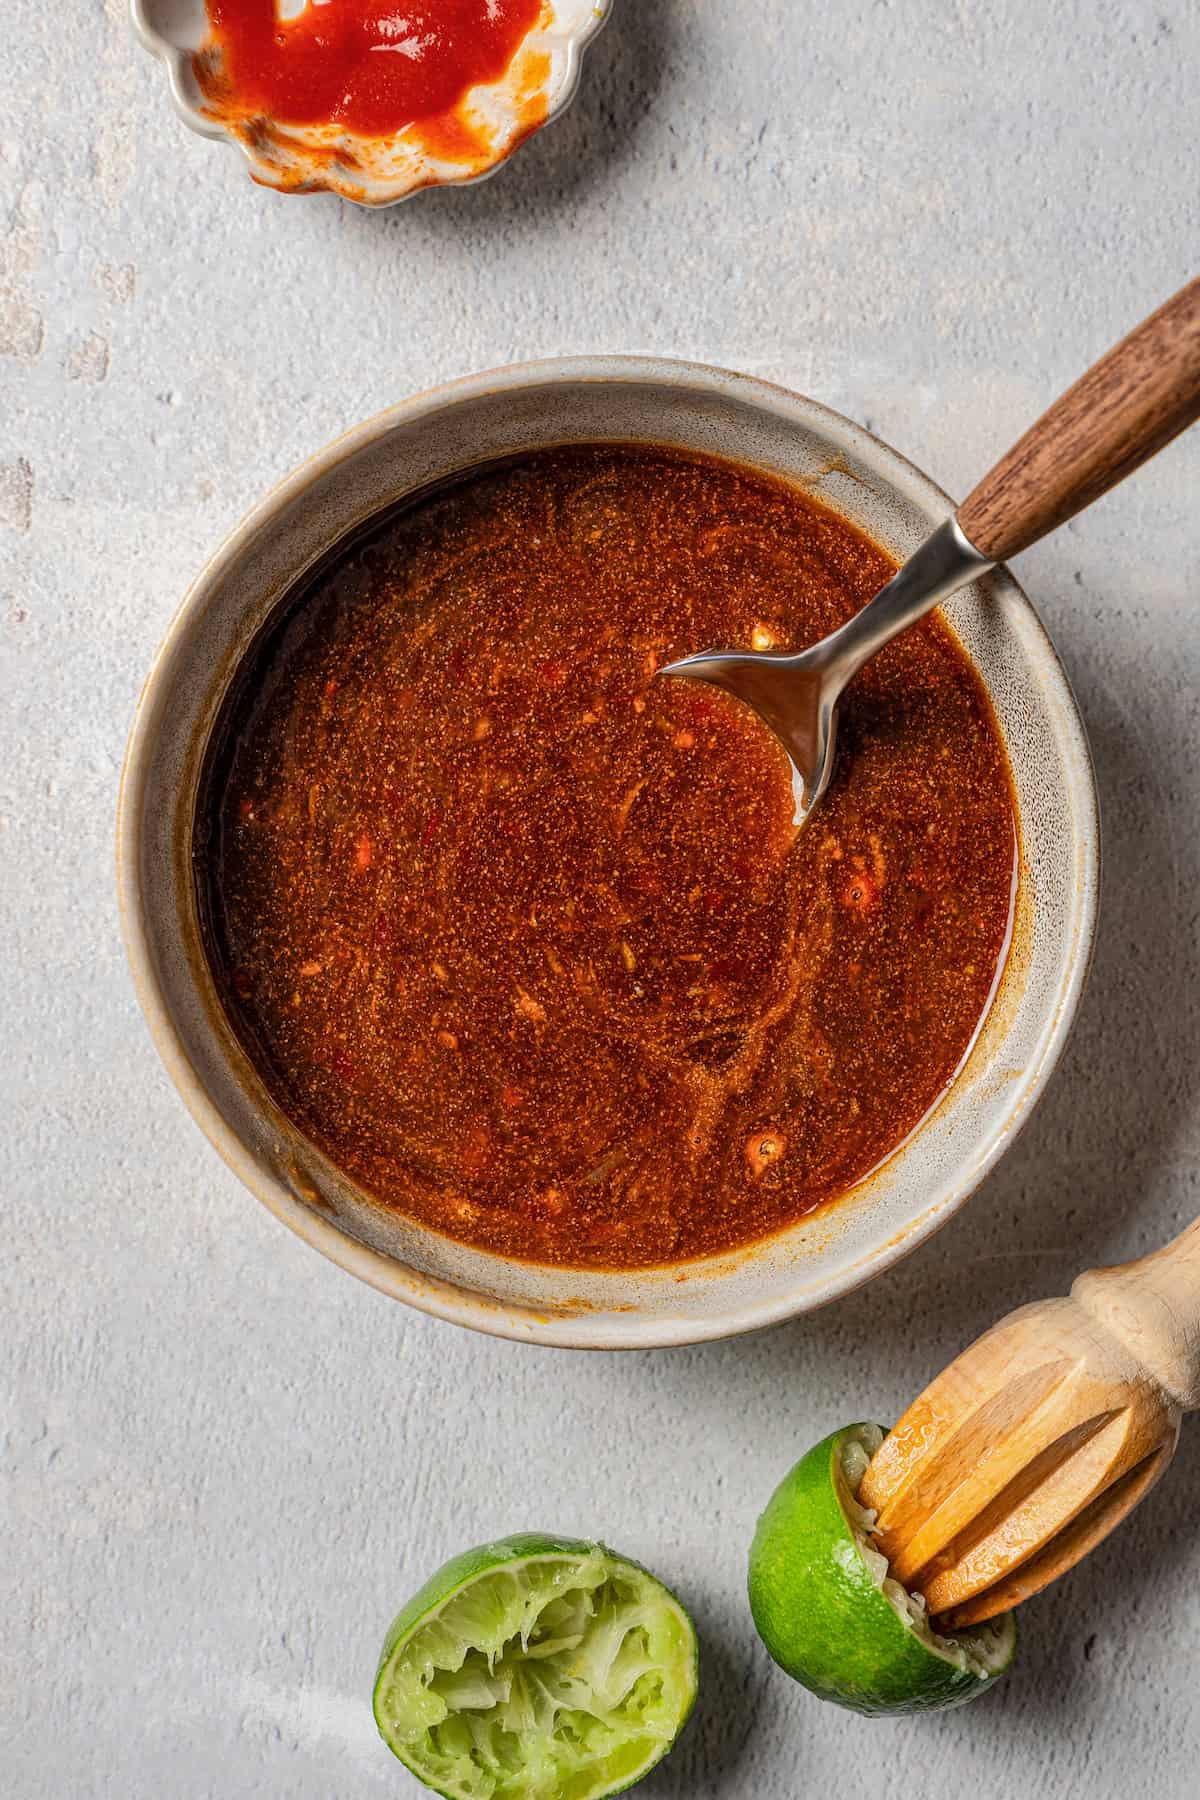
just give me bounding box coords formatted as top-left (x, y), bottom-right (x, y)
top-left (130, 0), bottom-right (610, 204)
top-left (117, 357), bottom-right (1099, 1348)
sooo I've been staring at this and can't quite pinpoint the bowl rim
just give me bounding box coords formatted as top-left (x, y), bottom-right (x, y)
top-left (116, 354), bottom-right (1100, 1347)
top-left (128, 0), bottom-right (612, 206)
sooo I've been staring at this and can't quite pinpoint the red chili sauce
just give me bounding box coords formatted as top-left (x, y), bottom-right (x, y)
top-left (197, 448), bottom-right (1018, 1271)
top-left (197, 0), bottom-right (541, 136)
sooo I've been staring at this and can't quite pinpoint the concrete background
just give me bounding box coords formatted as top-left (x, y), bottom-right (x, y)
top-left (4, 2), bottom-right (1200, 1794)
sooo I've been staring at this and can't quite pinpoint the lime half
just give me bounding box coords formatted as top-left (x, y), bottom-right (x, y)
top-left (374, 1534), bottom-right (699, 1799)
top-left (748, 1423), bottom-right (1016, 1715)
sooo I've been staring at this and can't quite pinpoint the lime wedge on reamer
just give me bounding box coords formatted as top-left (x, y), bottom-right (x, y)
top-left (374, 1533), bottom-right (698, 1799)
top-left (748, 1423), bottom-right (1017, 1715)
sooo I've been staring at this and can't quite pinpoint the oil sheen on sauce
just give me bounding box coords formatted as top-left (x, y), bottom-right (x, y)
top-left (197, 0), bottom-right (541, 137)
top-left (198, 448), bottom-right (1018, 1271)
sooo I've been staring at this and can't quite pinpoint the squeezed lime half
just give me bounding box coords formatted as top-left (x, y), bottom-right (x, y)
top-left (748, 1423), bottom-right (1017, 1715)
top-left (374, 1534), bottom-right (699, 1799)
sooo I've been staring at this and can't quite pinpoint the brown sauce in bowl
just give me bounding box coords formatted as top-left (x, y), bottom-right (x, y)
top-left (196, 447), bottom-right (1017, 1270)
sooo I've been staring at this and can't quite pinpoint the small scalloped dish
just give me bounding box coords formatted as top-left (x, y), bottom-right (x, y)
top-left (131, 0), bottom-right (610, 204)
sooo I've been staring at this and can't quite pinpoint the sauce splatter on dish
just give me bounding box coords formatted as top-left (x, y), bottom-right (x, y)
top-left (197, 447), bottom-right (1017, 1270)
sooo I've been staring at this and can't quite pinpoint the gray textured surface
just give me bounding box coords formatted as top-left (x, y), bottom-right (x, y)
top-left (4, 2), bottom-right (1200, 1794)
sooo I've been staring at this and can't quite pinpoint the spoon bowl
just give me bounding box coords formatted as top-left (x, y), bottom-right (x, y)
top-left (663, 518), bottom-right (989, 822)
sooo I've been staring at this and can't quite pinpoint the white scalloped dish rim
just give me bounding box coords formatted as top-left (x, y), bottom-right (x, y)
top-left (130, 0), bottom-right (610, 205)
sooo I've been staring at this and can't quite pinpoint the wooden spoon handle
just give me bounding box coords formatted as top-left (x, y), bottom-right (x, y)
top-left (1072, 1216), bottom-right (1200, 1412)
top-left (956, 276), bottom-right (1200, 562)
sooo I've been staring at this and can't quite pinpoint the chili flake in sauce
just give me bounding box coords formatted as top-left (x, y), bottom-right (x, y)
top-left (198, 447), bottom-right (1017, 1270)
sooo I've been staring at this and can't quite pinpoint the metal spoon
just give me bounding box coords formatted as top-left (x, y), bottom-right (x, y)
top-left (662, 277), bottom-right (1200, 823)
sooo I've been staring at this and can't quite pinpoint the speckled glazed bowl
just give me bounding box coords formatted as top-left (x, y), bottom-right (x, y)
top-left (131, 0), bottom-right (610, 204)
top-left (117, 358), bottom-right (1099, 1348)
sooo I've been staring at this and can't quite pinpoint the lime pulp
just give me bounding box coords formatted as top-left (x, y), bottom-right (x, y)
top-left (374, 1534), bottom-right (699, 1799)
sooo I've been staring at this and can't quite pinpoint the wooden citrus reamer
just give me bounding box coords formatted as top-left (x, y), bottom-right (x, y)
top-left (858, 1218), bottom-right (1200, 1627)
